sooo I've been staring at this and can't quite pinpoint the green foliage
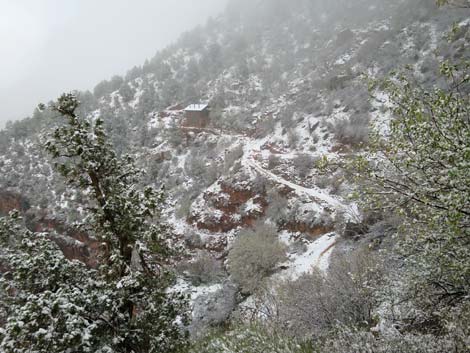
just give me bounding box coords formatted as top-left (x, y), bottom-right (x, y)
top-left (189, 325), bottom-right (314, 353)
top-left (361, 61), bottom-right (470, 310)
top-left (0, 215), bottom-right (187, 353)
top-left (0, 94), bottom-right (188, 352)
top-left (45, 93), bottom-right (169, 274)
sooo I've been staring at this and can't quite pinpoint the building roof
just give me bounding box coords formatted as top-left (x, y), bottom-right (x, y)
top-left (184, 104), bottom-right (209, 112)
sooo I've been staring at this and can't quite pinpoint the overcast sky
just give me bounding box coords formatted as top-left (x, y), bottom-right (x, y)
top-left (0, 0), bottom-right (228, 127)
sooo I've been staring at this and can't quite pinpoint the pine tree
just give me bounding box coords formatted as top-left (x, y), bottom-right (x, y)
top-left (0, 93), bottom-right (188, 353)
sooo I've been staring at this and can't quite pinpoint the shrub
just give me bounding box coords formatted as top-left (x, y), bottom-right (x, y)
top-left (288, 240), bottom-right (308, 255)
top-left (276, 247), bottom-right (384, 338)
top-left (178, 251), bottom-right (224, 286)
top-left (176, 190), bottom-right (198, 219)
top-left (184, 231), bottom-right (204, 249)
top-left (184, 151), bottom-right (206, 180)
top-left (318, 323), bottom-right (469, 353)
top-left (286, 129), bottom-right (299, 147)
top-left (189, 282), bottom-right (238, 338)
top-left (280, 107), bottom-right (296, 129)
top-left (190, 325), bottom-right (314, 353)
top-left (227, 223), bottom-right (287, 293)
top-left (257, 116), bottom-right (276, 137)
top-left (332, 114), bottom-right (369, 147)
top-left (293, 153), bottom-right (315, 178)
top-left (265, 188), bottom-right (289, 225)
top-left (224, 145), bottom-right (244, 173)
top-left (267, 154), bottom-right (281, 170)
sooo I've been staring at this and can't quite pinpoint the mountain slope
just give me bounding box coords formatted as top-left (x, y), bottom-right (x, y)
top-left (0, 0), bottom-right (469, 337)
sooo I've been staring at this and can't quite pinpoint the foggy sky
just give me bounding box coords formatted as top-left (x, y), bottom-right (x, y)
top-left (0, 0), bottom-right (228, 128)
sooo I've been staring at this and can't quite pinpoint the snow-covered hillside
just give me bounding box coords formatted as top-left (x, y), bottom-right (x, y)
top-left (1, 0), bottom-right (469, 337)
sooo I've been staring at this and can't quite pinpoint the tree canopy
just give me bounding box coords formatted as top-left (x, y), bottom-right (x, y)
top-left (361, 61), bottom-right (470, 311)
top-left (0, 93), bottom-right (188, 353)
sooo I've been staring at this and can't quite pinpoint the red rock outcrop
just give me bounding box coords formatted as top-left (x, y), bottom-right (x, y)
top-left (190, 183), bottom-right (267, 233)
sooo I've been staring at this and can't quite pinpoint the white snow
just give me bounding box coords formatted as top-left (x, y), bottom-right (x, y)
top-left (169, 279), bottom-right (222, 304)
top-left (247, 155), bottom-right (347, 213)
top-left (335, 53), bottom-right (352, 65)
top-left (371, 90), bottom-right (393, 136)
top-left (243, 198), bottom-right (262, 214)
top-left (280, 232), bottom-right (337, 280)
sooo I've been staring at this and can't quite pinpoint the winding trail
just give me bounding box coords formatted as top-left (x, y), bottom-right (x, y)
top-left (181, 126), bottom-right (359, 274)
top-left (240, 138), bottom-right (360, 275)
top-left (246, 154), bottom-right (360, 221)
top-left (247, 157), bottom-right (344, 210)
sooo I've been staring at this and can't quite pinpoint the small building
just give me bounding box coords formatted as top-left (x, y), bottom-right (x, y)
top-left (183, 104), bottom-right (210, 128)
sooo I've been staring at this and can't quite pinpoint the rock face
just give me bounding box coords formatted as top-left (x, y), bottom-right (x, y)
top-left (190, 183), bottom-right (267, 233)
top-left (0, 189), bottom-right (100, 268)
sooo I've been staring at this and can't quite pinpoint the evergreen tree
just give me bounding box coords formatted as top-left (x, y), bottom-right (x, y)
top-left (0, 93), bottom-right (188, 353)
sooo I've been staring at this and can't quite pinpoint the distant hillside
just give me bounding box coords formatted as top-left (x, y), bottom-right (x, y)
top-left (0, 0), bottom-right (469, 341)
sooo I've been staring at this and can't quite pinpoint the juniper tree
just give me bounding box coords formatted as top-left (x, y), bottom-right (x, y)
top-left (0, 93), bottom-right (188, 353)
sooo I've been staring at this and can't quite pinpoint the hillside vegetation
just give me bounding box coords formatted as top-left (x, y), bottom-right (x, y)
top-left (0, 0), bottom-right (469, 351)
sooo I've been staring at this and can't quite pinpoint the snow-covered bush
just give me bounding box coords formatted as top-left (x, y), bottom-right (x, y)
top-left (293, 153), bottom-right (315, 179)
top-left (178, 250), bottom-right (225, 286)
top-left (267, 154), bottom-right (281, 170)
top-left (280, 106), bottom-right (296, 130)
top-left (257, 116), bottom-right (277, 137)
top-left (288, 239), bottom-right (308, 255)
top-left (184, 231), bottom-right (204, 249)
top-left (319, 322), bottom-right (469, 353)
top-left (276, 247), bottom-right (384, 338)
top-left (332, 114), bottom-right (369, 147)
top-left (0, 214), bottom-right (188, 353)
top-left (265, 188), bottom-right (289, 225)
top-left (224, 144), bottom-right (244, 174)
top-left (286, 128), bottom-right (300, 148)
top-left (189, 282), bottom-right (238, 338)
top-left (227, 223), bottom-right (287, 293)
top-left (314, 170), bottom-right (345, 194)
top-left (176, 191), bottom-right (197, 220)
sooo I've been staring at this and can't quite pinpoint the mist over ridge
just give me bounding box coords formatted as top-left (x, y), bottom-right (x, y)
top-left (0, 0), bottom-right (228, 128)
